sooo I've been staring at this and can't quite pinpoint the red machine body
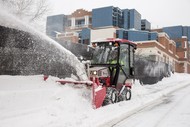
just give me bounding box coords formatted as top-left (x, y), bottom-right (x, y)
top-left (55, 38), bottom-right (136, 109)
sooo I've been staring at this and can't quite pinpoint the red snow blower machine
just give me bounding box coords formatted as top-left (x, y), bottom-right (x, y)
top-left (57, 38), bottom-right (136, 109)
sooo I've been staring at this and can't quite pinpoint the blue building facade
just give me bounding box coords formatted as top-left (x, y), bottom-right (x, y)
top-left (116, 29), bottom-right (158, 41)
top-left (141, 19), bottom-right (151, 31)
top-left (92, 6), bottom-right (141, 30)
top-left (149, 32), bottom-right (158, 40)
top-left (91, 6), bottom-right (155, 42)
top-left (80, 28), bottom-right (91, 45)
top-left (46, 14), bottom-right (67, 38)
top-left (183, 26), bottom-right (190, 41)
top-left (128, 9), bottom-right (141, 30)
top-left (123, 9), bottom-right (129, 29)
top-left (122, 9), bottom-right (142, 30)
top-left (92, 6), bottom-right (123, 28)
top-left (163, 26), bottom-right (190, 41)
top-left (163, 26), bottom-right (183, 39)
top-left (46, 6), bottom-right (155, 43)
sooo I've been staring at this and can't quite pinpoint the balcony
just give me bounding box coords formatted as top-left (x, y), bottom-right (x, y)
top-left (69, 24), bottom-right (91, 30)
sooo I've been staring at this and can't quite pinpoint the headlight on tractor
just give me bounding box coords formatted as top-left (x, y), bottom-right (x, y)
top-left (92, 71), bottom-right (97, 75)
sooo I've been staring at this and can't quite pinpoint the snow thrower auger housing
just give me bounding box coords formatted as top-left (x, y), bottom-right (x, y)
top-left (56, 38), bottom-right (136, 109)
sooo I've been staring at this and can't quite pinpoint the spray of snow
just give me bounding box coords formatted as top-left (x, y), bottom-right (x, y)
top-left (144, 61), bottom-right (167, 77)
top-left (0, 4), bottom-right (88, 81)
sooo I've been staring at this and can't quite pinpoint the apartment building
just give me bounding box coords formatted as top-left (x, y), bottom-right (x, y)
top-left (46, 7), bottom-right (190, 74)
top-left (46, 14), bottom-right (67, 38)
top-left (141, 19), bottom-right (151, 31)
top-left (138, 25), bottom-right (190, 73)
top-left (136, 32), bottom-right (178, 71)
top-left (56, 9), bottom-right (92, 43)
top-left (116, 29), bottom-right (157, 41)
top-left (92, 7), bottom-right (142, 30)
top-left (92, 6), bottom-right (123, 28)
top-left (66, 9), bottom-right (92, 31)
top-left (46, 6), bottom-right (150, 44)
top-left (46, 9), bottom-right (92, 43)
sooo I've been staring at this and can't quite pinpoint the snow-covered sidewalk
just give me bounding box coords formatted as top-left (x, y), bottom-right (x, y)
top-left (0, 73), bottom-right (189, 127)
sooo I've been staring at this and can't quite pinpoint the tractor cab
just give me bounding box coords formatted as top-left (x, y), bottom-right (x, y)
top-left (88, 38), bottom-right (136, 106)
top-left (90, 38), bottom-right (136, 88)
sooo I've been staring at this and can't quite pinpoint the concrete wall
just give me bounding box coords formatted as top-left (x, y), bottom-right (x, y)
top-left (90, 27), bottom-right (117, 42)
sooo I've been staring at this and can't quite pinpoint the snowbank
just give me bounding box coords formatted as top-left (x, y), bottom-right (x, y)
top-left (0, 73), bottom-right (190, 127)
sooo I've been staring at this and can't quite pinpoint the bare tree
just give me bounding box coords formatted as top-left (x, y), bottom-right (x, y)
top-left (1, 0), bottom-right (50, 22)
top-left (30, 0), bottom-right (50, 22)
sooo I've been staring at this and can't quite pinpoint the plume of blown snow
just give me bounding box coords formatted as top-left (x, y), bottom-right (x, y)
top-left (0, 3), bottom-right (88, 81)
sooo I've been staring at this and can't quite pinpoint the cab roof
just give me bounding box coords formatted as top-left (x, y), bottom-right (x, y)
top-left (91, 38), bottom-right (137, 46)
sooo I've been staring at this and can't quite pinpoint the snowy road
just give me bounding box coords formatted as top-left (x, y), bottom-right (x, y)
top-left (0, 74), bottom-right (190, 127)
top-left (114, 84), bottom-right (190, 127)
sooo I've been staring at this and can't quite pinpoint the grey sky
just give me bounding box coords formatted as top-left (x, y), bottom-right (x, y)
top-left (49, 0), bottom-right (190, 28)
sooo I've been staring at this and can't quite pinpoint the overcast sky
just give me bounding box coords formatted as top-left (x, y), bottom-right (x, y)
top-left (49, 0), bottom-right (190, 29)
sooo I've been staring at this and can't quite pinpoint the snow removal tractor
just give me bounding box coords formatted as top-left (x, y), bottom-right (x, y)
top-left (57, 38), bottom-right (136, 108)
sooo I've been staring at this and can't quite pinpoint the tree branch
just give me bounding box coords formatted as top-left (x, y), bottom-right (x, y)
top-left (1, 0), bottom-right (50, 22)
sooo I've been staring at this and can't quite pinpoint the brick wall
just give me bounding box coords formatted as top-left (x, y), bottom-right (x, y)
top-left (175, 62), bottom-right (184, 73)
top-left (69, 9), bottom-right (92, 18)
top-left (136, 34), bottom-right (190, 73)
top-left (188, 64), bottom-right (190, 73)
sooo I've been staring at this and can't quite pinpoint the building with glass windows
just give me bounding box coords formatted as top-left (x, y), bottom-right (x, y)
top-left (46, 14), bottom-right (67, 38)
top-left (55, 9), bottom-right (92, 44)
top-left (92, 6), bottom-right (142, 30)
top-left (92, 6), bottom-right (123, 28)
top-left (150, 26), bottom-right (190, 73)
top-left (141, 19), bottom-right (151, 31)
top-left (46, 7), bottom-right (190, 74)
top-left (116, 29), bottom-right (157, 41)
top-left (128, 9), bottom-right (141, 30)
top-left (46, 9), bottom-right (92, 44)
top-left (46, 6), bottom-right (151, 44)
top-left (162, 25), bottom-right (190, 41)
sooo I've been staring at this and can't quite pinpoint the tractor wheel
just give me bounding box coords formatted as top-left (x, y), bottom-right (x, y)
top-left (124, 87), bottom-right (131, 100)
top-left (119, 87), bottom-right (131, 101)
top-left (102, 87), bottom-right (118, 106)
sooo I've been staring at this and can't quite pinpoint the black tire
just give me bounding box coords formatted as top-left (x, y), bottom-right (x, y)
top-left (102, 87), bottom-right (118, 106)
top-left (125, 88), bottom-right (131, 100)
top-left (120, 87), bottom-right (131, 101)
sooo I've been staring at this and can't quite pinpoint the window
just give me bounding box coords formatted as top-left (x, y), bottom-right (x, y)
top-left (123, 31), bottom-right (128, 39)
top-left (185, 41), bottom-right (187, 48)
top-left (91, 43), bottom-right (118, 64)
top-left (148, 33), bottom-right (151, 40)
top-left (120, 44), bottom-right (129, 74)
top-left (89, 17), bottom-right (92, 24)
top-left (185, 51), bottom-right (187, 58)
top-left (67, 20), bottom-right (71, 26)
top-left (75, 19), bottom-right (85, 27)
top-left (130, 46), bottom-right (134, 67)
top-left (118, 44), bottom-right (129, 83)
top-left (83, 39), bottom-right (90, 45)
top-left (176, 42), bottom-right (182, 48)
top-left (169, 44), bottom-right (172, 51)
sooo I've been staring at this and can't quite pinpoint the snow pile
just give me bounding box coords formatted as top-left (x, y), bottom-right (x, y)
top-left (0, 73), bottom-right (190, 127)
top-left (0, 75), bottom-right (92, 127)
